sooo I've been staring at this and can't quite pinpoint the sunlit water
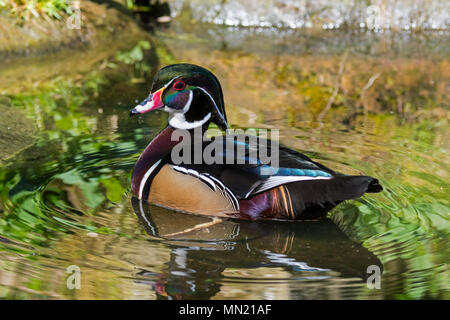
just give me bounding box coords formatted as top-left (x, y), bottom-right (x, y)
top-left (169, 0), bottom-right (450, 31)
top-left (0, 20), bottom-right (448, 299)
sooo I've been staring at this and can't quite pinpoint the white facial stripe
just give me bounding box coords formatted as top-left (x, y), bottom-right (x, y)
top-left (181, 90), bottom-right (193, 113)
top-left (197, 87), bottom-right (228, 128)
top-left (169, 112), bottom-right (211, 130)
top-left (162, 81), bottom-right (226, 129)
top-left (139, 159), bottom-right (162, 199)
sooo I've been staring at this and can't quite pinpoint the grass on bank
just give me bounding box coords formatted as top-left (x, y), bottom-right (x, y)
top-left (0, 0), bottom-right (73, 20)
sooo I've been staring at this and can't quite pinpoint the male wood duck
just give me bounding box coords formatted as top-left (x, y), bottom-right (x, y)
top-left (130, 64), bottom-right (382, 220)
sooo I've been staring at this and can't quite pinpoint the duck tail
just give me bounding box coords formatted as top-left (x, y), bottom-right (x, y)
top-left (366, 178), bottom-right (383, 193)
top-left (281, 175), bottom-right (383, 219)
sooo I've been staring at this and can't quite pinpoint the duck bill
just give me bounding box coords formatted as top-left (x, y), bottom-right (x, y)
top-left (130, 87), bottom-right (165, 116)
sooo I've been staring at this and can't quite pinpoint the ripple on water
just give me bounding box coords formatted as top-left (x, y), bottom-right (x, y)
top-left (1, 25), bottom-right (449, 299)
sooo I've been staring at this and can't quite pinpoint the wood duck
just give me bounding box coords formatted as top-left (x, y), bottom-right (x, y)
top-left (130, 64), bottom-right (382, 220)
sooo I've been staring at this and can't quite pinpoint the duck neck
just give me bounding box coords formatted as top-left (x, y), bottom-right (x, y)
top-left (131, 126), bottom-right (179, 197)
top-left (131, 123), bottom-right (211, 197)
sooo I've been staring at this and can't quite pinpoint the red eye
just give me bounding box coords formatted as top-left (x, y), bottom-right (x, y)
top-left (173, 80), bottom-right (186, 91)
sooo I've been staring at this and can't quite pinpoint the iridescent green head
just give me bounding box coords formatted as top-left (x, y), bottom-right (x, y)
top-left (130, 64), bottom-right (228, 130)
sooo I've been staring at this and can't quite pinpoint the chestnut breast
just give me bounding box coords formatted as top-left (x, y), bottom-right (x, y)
top-left (148, 165), bottom-right (238, 217)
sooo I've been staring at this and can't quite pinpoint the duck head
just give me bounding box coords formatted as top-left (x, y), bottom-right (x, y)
top-left (130, 64), bottom-right (228, 130)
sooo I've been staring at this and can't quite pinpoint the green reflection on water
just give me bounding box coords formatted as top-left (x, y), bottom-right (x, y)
top-left (0, 25), bottom-right (448, 299)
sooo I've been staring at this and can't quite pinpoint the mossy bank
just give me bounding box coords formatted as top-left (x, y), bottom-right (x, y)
top-left (0, 1), bottom-right (145, 60)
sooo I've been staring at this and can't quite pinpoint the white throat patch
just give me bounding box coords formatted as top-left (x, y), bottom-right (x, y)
top-left (166, 90), bottom-right (212, 129)
top-left (169, 112), bottom-right (211, 129)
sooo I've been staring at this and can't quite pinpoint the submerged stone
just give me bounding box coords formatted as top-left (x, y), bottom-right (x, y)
top-left (0, 102), bottom-right (36, 161)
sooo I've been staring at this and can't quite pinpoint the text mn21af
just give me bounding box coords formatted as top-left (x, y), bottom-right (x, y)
top-left (223, 304), bottom-right (272, 315)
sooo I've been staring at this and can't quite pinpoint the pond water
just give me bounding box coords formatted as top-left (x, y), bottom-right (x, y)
top-left (168, 0), bottom-right (449, 31)
top-left (0, 19), bottom-right (448, 299)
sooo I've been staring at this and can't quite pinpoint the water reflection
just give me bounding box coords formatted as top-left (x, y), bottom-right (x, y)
top-left (0, 18), bottom-right (448, 299)
top-left (132, 198), bottom-right (382, 299)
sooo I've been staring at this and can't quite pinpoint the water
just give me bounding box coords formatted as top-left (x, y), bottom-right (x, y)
top-left (0, 20), bottom-right (448, 299)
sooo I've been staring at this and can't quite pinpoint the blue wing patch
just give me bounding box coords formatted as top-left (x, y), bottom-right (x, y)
top-left (248, 165), bottom-right (332, 177)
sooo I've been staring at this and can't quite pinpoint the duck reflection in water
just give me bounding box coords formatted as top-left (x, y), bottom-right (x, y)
top-left (131, 198), bottom-right (382, 300)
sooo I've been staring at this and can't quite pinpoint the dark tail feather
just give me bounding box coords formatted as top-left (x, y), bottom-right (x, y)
top-left (284, 175), bottom-right (383, 219)
top-left (366, 178), bottom-right (383, 193)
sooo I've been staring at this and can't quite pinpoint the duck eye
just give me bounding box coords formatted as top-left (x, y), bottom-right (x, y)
top-left (173, 81), bottom-right (186, 91)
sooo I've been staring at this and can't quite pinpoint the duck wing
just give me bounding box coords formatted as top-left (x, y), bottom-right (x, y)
top-left (162, 133), bottom-right (382, 219)
top-left (164, 134), bottom-right (341, 199)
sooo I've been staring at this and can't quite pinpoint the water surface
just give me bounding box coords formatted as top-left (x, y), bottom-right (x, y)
top-left (0, 21), bottom-right (448, 299)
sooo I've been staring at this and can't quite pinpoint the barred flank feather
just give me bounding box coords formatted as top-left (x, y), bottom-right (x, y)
top-left (239, 175), bottom-right (382, 220)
